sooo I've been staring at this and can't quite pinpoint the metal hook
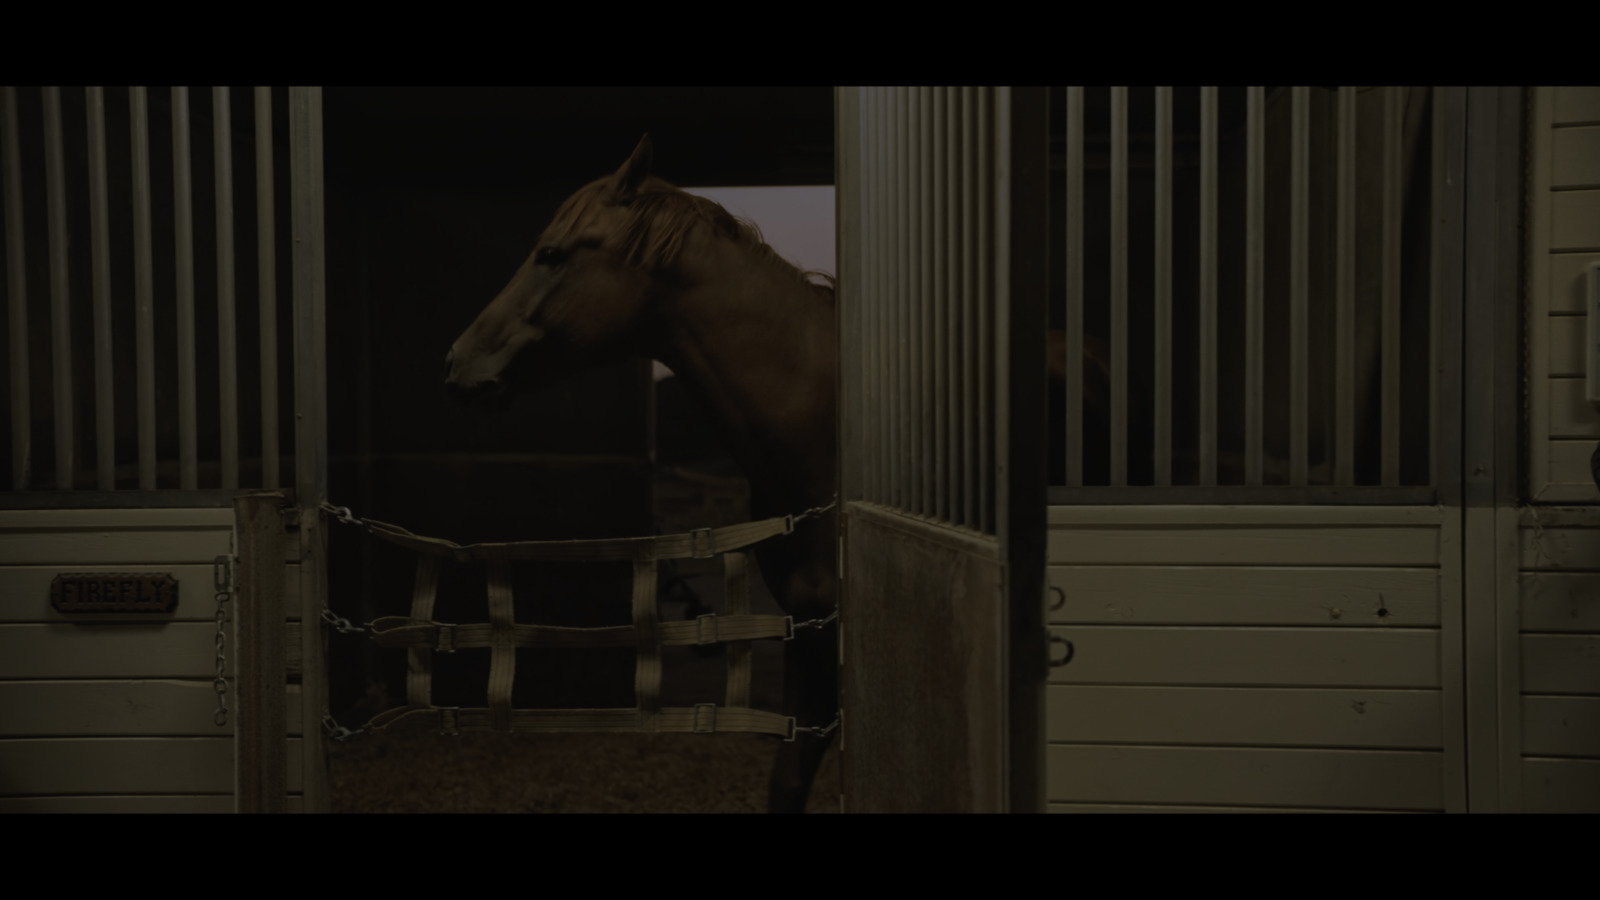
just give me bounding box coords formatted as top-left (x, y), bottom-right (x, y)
top-left (1048, 634), bottom-right (1075, 667)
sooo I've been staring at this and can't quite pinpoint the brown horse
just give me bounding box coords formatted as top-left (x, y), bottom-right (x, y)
top-left (445, 136), bottom-right (1129, 812)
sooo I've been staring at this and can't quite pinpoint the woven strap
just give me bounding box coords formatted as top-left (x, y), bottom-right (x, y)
top-left (363, 704), bottom-right (796, 739)
top-left (360, 515), bottom-right (793, 563)
top-left (367, 613), bottom-right (794, 650)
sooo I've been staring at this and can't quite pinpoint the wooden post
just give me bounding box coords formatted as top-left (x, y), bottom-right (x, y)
top-left (234, 490), bottom-right (288, 813)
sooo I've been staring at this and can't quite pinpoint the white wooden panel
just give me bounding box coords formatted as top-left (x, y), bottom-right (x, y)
top-left (1547, 377), bottom-right (1600, 438)
top-left (0, 623), bottom-right (234, 678)
top-left (1548, 252), bottom-right (1600, 312)
top-left (1520, 525), bottom-right (1600, 570)
top-left (0, 680), bottom-right (302, 737)
top-left (1048, 527), bottom-right (1438, 567)
top-left (1047, 744), bottom-right (1443, 810)
top-left (1522, 634), bottom-right (1600, 693)
top-left (0, 736), bottom-right (303, 794)
top-left (1543, 441), bottom-right (1600, 501)
top-left (1553, 126), bottom-right (1600, 188)
top-left (0, 794), bottom-right (304, 813)
top-left (1047, 802), bottom-right (1422, 814)
top-left (1049, 626), bottom-right (1440, 687)
top-left (1048, 566), bottom-right (1437, 627)
top-left (1522, 757), bottom-right (1600, 813)
top-left (0, 564), bottom-right (298, 623)
top-left (1047, 685), bottom-right (1441, 748)
top-left (1553, 87), bottom-right (1600, 125)
top-left (1522, 695), bottom-right (1600, 757)
top-left (1548, 314), bottom-right (1587, 376)
top-left (1522, 572), bottom-right (1600, 632)
top-left (0, 509), bottom-right (235, 529)
top-left (1047, 505), bottom-right (1444, 527)
top-left (0, 527), bottom-right (232, 565)
top-left (1552, 190), bottom-right (1600, 250)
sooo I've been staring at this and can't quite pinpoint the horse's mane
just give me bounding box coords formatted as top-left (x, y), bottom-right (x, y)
top-left (551, 177), bottom-right (836, 296)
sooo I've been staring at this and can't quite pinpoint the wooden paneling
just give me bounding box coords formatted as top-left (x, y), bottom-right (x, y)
top-left (1048, 526), bottom-right (1437, 567)
top-left (1522, 634), bottom-right (1600, 694)
top-left (0, 736), bottom-right (303, 794)
top-left (1047, 685), bottom-right (1441, 748)
top-left (1049, 565), bottom-right (1438, 627)
top-left (0, 527), bottom-right (232, 565)
top-left (1520, 525), bottom-right (1600, 570)
top-left (0, 794), bottom-right (305, 813)
top-left (1522, 695), bottom-right (1600, 757)
top-left (1551, 191), bottom-right (1600, 250)
top-left (1047, 744), bottom-right (1443, 810)
top-left (1553, 87), bottom-right (1600, 125)
top-left (0, 680), bottom-right (303, 737)
top-left (1521, 572), bottom-right (1600, 632)
top-left (1049, 625), bottom-right (1440, 688)
top-left (1552, 126), bottom-right (1600, 187)
top-left (0, 563), bottom-right (299, 623)
top-left (1048, 802), bottom-right (1424, 813)
top-left (1522, 757), bottom-right (1600, 813)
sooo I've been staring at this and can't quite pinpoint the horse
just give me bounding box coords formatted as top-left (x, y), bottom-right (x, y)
top-left (444, 135), bottom-right (1132, 812)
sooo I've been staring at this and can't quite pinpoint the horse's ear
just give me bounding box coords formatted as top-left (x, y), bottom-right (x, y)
top-left (610, 134), bottom-right (653, 203)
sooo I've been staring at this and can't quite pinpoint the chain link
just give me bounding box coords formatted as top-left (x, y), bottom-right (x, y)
top-left (323, 714), bottom-right (363, 742)
top-left (212, 556), bottom-right (231, 727)
top-left (322, 608), bottom-right (367, 635)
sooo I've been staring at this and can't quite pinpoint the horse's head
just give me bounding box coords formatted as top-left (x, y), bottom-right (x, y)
top-left (445, 135), bottom-right (668, 405)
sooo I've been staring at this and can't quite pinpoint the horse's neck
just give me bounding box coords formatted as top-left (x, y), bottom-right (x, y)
top-left (653, 246), bottom-right (835, 511)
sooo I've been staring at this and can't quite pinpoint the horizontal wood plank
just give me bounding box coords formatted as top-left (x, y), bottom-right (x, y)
top-left (0, 680), bottom-right (303, 737)
top-left (1047, 505), bottom-right (1444, 527)
top-left (1547, 313), bottom-right (1587, 376)
top-left (1521, 525), bottom-right (1600, 571)
top-left (1542, 442), bottom-right (1600, 503)
top-left (1554, 87), bottom-right (1600, 125)
top-left (0, 736), bottom-right (303, 794)
top-left (1547, 377), bottom-right (1600, 439)
top-left (0, 509), bottom-right (235, 530)
top-left (0, 622), bottom-right (298, 679)
top-left (1552, 190), bottom-right (1600, 250)
top-left (1048, 526), bottom-right (1438, 567)
top-left (1547, 252), bottom-right (1600, 312)
top-left (1522, 757), bottom-right (1600, 813)
top-left (0, 564), bottom-right (300, 623)
top-left (1046, 744), bottom-right (1443, 810)
top-left (1048, 566), bottom-right (1438, 627)
top-left (1521, 572), bottom-right (1600, 632)
top-left (1047, 802), bottom-right (1424, 813)
top-left (1522, 634), bottom-right (1600, 694)
top-left (1049, 626), bottom-right (1440, 687)
top-left (1523, 695), bottom-right (1600, 757)
top-left (1047, 685), bottom-right (1441, 748)
top-left (0, 528), bottom-right (233, 566)
top-left (1553, 125), bottom-right (1600, 188)
top-left (0, 794), bottom-right (305, 813)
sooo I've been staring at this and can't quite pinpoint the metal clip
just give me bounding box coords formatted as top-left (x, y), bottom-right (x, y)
top-left (438, 708), bottom-right (461, 737)
top-left (437, 623), bottom-right (457, 653)
top-left (689, 526), bottom-right (716, 559)
top-left (1048, 634), bottom-right (1075, 667)
top-left (214, 555), bottom-right (231, 591)
top-left (692, 703), bottom-right (717, 734)
top-left (790, 716), bottom-right (840, 742)
top-left (321, 608), bottom-right (367, 634)
top-left (695, 613), bottom-right (718, 645)
top-left (322, 714), bottom-right (362, 742)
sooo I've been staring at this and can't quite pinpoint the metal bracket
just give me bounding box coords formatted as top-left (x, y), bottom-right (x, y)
top-left (692, 703), bottom-right (717, 734)
top-left (689, 526), bottom-right (716, 559)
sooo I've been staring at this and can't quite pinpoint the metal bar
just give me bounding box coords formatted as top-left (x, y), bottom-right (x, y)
top-left (1109, 87), bottom-right (1128, 487)
top-left (894, 86), bottom-right (908, 512)
top-left (1289, 86), bottom-right (1310, 487)
top-left (976, 86), bottom-right (993, 532)
top-left (130, 87), bottom-right (156, 490)
top-left (875, 86), bottom-right (889, 506)
top-left (1382, 86), bottom-right (1402, 486)
top-left (173, 86), bottom-right (197, 491)
top-left (1064, 86), bottom-right (1084, 489)
top-left (1244, 86), bottom-right (1265, 486)
top-left (932, 86), bottom-right (949, 522)
top-left (1336, 87), bottom-right (1357, 486)
top-left (1199, 86), bottom-right (1219, 486)
top-left (87, 87), bottom-right (115, 491)
top-left (214, 87), bottom-right (238, 490)
top-left (255, 87), bottom-right (279, 491)
top-left (916, 86), bottom-right (931, 517)
top-left (961, 86), bottom-right (976, 527)
top-left (43, 87), bottom-right (74, 490)
top-left (1153, 86), bottom-right (1173, 486)
top-left (944, 87), bottom-right (960, 520)
top-left (3, 87), bottom-right (31, 490)
top-left (857, 87), bottom-right (872, 503)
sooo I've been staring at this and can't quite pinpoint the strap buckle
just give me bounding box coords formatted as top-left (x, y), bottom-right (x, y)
top-left (692, 703), bottom-right (717, 734)
top-left (695, 613), bottom-right (719, 646)
top-left (689, 526), bottom-right (716, 559)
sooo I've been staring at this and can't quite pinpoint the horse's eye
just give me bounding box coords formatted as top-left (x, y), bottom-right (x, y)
top-left (535, 246), bottom-right (567, 267)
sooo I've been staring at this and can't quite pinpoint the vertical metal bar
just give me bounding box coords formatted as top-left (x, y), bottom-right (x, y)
top-left (1153, 86), bottom-right (1173, 486)
top-left (1199, 86), bottom-right (1219, 486)
top-left (917, 86), bottom-right (932, 517)
top-left (1335, 86), bottom-right (1357, 486)
top-left (1109, 87), bottom-right (1129, 487)
top-left (875, 86), bottom-right (890, 506)
top-left (130, 87), bottom-right (157, 490)
top-left (961, 86), bottom-right (976, 527)
top-left (173, 86), bottom-right (198, 491)
top-left (892, 86), bottom-right (907, 511)
top-left (214, 87), bottom-right (239, 490)
top-left (3, 87), bottom-right (31, 490)
top-left (1382, 85), bottom-right (1402, 485)
top-left (976, 86), bottom-right (993, 532)
top-left (1064, 86), bottom-right (1084, 489)
top-left (43, 87), bottom-right (74, 490)
top-left (1289, 85), bottom-right (1310, 487)
top-left (933, 86), bottom-right (949, 522)
top-left (255, 87), bottom-right (279, 491)
top-left (1244, 86), bottom-right (1265, 486)
top-left (87, 87), bottom-right (115, 491)
top-left (944, 87), bottom-right (960, 520)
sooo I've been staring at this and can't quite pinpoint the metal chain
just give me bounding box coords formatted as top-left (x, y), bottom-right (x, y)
top-left (791, 607), bottom-right (838, 632)
top-left (319, 501), bottom-right (366, 529)
top-left (323, 714), bottom-right (363, 742)
top-left (213, 556), bottom-right (231, 727)
top-left (792, 716), bottom-right (839, 740)
top-left (792, 496), bottom-right (838, 524)
top-left (322, 608), bottom-right (367, 635)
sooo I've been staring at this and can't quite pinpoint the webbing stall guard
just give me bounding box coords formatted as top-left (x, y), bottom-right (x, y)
top-left (320, 502), bottom-right (836, 741)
